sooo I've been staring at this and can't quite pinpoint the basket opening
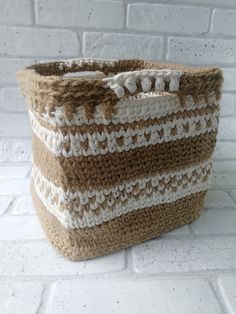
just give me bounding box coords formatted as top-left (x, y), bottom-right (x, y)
top-left (27, 59), bottom-right (220, 82)
top-left (28, 59), bottom-right (152, 77)
top-left (63, 71), bottom-right (104, 78)
top-left (63, 71), bottom-right (115, 80)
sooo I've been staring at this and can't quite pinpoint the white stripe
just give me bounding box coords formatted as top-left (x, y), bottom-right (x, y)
top-left (102, 69), bottom-right (182, 97)
top-left (58, 57), bottom-right (116, 70)
top-left (32, 160), bottom-right (212, 229)
top-left (39, 92), bottom-right (218, 127)
top-left (30, 107), bottom-right (219, 157)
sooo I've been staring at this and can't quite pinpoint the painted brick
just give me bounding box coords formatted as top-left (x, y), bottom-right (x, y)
top-left (128, 4), bottom-right (210, 35)
top-left (0, 114), bottom-right (30, 137)
top-left (210, 172), bottom-right (236, 189)
top-left (83, 32), bottom-right (164, 60)
top-left (0, 87), bottom-right (27, 112)
top-left (0, 241), bottom-right (125, 276)
top-left (164, 225), bottom-right (190, 236)
top-left (222, 68), bottom-right (236, 92)
top-left (230, 190), bottom-right (236, 204)
top-left (37, 0), bottom-right (124, 30)
top-left (132, 236), bottom-right (236, 273)
top-left (213, 160), bottom-right (236, 172)
top-left (167, 37), bottom-right (236, 65)
top-left (0, 216), bottom-right (44, 240)
top-left (211, 9), bottom-right (236, 36)
top-left (218, 118), bottom-right (236, 140)
top-left (0, 139), bottom-right (31, 163)
top-left (12, 195), bottom-right (36, 215)
top-left (175, 0), bottom-right (236, 4)
top-left (205, 190), bottom-right (236, 209)
top-left (218, 275), bottom-right (236, 314)
top-left (0, 58), bottom-right (35, 84)
top-left (0, 165), bottom-right (30, 179)
top-left (0, 282), bottom-right (43, 314)
top-left (0, 0), bottom-right (33, 25)
top-left (0, 178), bottom-right (30, 195)
top-left (220, 94), bottom-right (235, 117)
top-left (191, 211), bottom-right (236, 234)
top-left (47, 279), bottom-right (222, 314)
top-left (0, 27), bottom-right (79, 57)
top-left (0, 195), bottom-right (14, 215)
top-left (213, 141), bottom-right (236, 160)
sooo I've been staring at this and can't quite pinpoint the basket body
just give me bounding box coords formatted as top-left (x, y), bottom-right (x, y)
top-left (17, 58), bottom-right (222, 260)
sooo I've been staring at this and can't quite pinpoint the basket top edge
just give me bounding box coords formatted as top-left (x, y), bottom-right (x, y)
top-left (16, 58), bottom-right (222, 83)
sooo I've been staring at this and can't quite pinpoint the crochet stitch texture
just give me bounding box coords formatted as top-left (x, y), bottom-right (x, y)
top-left (17, 58), bottom-right (223, 261)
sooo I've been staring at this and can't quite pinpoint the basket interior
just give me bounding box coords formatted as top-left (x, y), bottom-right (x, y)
top-left (27, 58), bottom-right (217, 79)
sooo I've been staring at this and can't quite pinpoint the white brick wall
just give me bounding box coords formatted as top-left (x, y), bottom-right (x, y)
top-left (46, 280), bottom-right (223, 314)
top-left (222, 68), bottom-right (236, 91)
top-left (0, 242), bottom-right (125, 276)
top-left (127, 4), bottom-right (210, 34)
top-left (133, 236), bottom-right (236, 273)
top-left (0, 0), bottom-right (33, 25)
top-left (0, 26), bottom-right (79, 57)
top-left (83, 32), bottom-right (164, 59)
top-left (0, 113), bottom-right (30, 137)
top-left (0, 282), bottom-right (43, 314)
top-left (0, 87), bottom-right (27, 112)
top-left (0, 58), bottom-right (36, 84)
top-left (37, 0), bottom-right (125, 29)
top-left (220, 94), bottom-right (235, 116)
top-left (167, 37), bottom-right (236, 64)
top-left (0, 139), bottom-right (31, 163)
top-left (0, 0), bottom-right (236, 313)
top-left (211, 9), bottom-right (236, 36)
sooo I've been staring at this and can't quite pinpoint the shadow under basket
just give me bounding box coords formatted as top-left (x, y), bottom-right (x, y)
top-left (17, 58), bottom-right (223, 261)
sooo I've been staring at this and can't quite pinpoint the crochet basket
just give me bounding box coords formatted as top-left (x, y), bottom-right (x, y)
top-left (17, 58), bottom-right (223, 261)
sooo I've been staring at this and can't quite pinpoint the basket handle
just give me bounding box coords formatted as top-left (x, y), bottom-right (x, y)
top-left (102, 69), bottom-right (183, 98)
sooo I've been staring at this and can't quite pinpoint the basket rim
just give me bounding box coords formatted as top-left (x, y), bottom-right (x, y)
top-left (16, 57), bottom-right (222, 84)
top-left (16, 58), bottom-right (223, 119)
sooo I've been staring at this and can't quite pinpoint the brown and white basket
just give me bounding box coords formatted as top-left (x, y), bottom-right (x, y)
top-left (17, 58), bottom-right (223, 261)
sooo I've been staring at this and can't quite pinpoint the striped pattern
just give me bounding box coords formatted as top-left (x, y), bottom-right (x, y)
top-left (30, 92), bottom-right (219, 227)
top-left (30, 104), bottom-right (219, 157)
top-left (32, 131), bottom-right (216, 191)
top-left (17, 58), bottom-right (222, 260)
top-left (35, 92), bottom-right (218, 126)
top-left (32, 183), bottom-right (206, 261)
top-left (32, 159), bottom-right (212, 229)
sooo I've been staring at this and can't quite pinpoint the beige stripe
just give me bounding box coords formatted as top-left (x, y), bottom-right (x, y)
top-left (32, 159), bottom-right (211, 228)
top-left (30, 105), bottom-right (219, 157)
top-left (32, 131), bottom-right (217, 191)
top-left (32, 181), bottom-right (206, 261)
top-left (17, 58), bottom-right (222, 121)
top-left (37, 93), bottom-right (219, 128)
top-left (34, 101), bottom-right (219, 133)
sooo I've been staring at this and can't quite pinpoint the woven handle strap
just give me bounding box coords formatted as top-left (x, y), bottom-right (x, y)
top-left (102, 69), bottom-right (183, 98)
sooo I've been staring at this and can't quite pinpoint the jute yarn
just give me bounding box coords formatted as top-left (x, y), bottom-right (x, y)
top-left (17, 58), bottom-right (223, 261)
